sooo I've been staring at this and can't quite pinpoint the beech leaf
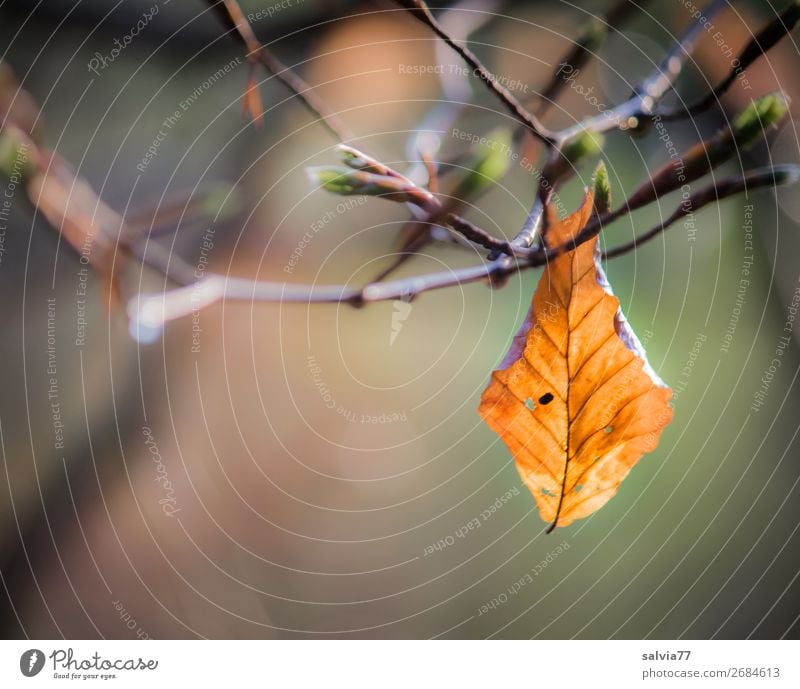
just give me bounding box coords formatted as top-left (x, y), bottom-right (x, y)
top-left (478, 191), bottom-right (673, 531)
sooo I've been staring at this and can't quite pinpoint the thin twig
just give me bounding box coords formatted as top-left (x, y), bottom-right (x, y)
top-left (445, 213), bottom-right (515, 254)
top-left (128, 0), bottom-right (800, 317)
top-left (207, 0), bottom-right (353, 140)
top-left (508, 0), bottom-right (730, 259)
top-left (395, 0), bottom-right (557, 147)
top-left (533, 0), bottom-right (650, 117)
top-left (632, 0), bottom-right (729, 109)
top-left (659, 0), bottom-right (800, 120)
top-left (145, 158), bottom-right (800, 327)
top-left (5, 0), bottom-right (795, 336)
top-left (554, 0), bottom-right (730, 145)
top-left (602, 164), bottom-right (800, 258)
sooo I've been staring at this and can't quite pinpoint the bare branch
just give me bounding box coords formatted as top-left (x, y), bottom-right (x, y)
top-left (206, 0), bottom-right (353, 140)
top-left (660, 0), bottom-right (800, 120)
top-left (533, 0), bottom-right (650, 117)
top-left (554, 0), bottom-right (729, 145)
top-left (394, 0), bottom-right (557, 147)
top-left (6, 1), bottom-right (800, 343)
top-left (136, 161), bottom-right (800, 334)
top-left (632, 0), bottom-right (729, 110)
top-left (597, 92), bottom-right (789, 228)
top-left (602, 164), bottom-right (800, 258)
top-left (445, 213), bottom-right (515, 255)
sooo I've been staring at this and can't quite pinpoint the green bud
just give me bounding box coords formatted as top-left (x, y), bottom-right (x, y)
top-left (562, 130), bottom-right (604, 167)
top-left (0, 128), bottom-right (34, 183)
top-left (307, 166), bottom-right (365, 195)
top-left (307, 165), bottom-right (436, 207)
top-left (456, 127), bottom-right (513, 198)
top-left (623, 94), bottom-right (790, 214)
top-left (544, 130), bottom-right (605, 184)
top-left (473, 128), bottom-right (512, 185)
top-left (580, 18), bottom-right (608, 55)
top-left (592, 160), bottom-right (611, 214)
top-left (337, 145), bottom-right (402, 179)
top-left (731, 91), bottom-right (790, 148)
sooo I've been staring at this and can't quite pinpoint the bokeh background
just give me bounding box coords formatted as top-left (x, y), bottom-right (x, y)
top-left (1, 0), bottom-right (799, 639)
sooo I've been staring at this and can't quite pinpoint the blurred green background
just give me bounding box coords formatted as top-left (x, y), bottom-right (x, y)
top-left (0, 0), bottom-right (798, 639)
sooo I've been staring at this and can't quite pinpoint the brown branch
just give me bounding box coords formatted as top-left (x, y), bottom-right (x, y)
top-left (658, 0), bottom-right (800, 120)
top-left (533, 0), bottom-right (651, 118)
top-left (552, 0), bottom-right (730, 146)
top-left (445, 213), bottom-right (515, 255)
top-left (5, 0), bottom-right (797, 338)
top-left (602, 164), bottom-right (800, 259)
top-left (131, 253), bottom-right (525, 337)
top-left (632, 0), bottom-right (729, 111)
top-left (133, 162), bottom-right (800, 333)
top-left (392, 0), bottom-right (729, 277)
top-left (206, 0), bottom-right (353, 141)
top-left (505, 0), bottom-right (730, 260)
top-left (394, 0), bottom-right (557, 147)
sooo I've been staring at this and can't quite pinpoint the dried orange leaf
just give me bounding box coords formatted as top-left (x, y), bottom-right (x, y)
top-left (478, 191), bottom-right (673, 531)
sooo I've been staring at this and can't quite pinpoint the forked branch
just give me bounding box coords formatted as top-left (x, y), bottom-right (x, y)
top-left (2, 0), bottom-right (798, 339)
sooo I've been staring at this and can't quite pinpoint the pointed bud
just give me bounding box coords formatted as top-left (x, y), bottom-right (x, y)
top-left (0, 127), bottom-right (35, 182)
top-left (337, 145), bottom-right (410, 182)
top-left (562, 130), bottom-right (605, 168)
top-left (620, 92), bottom-right (790, 216)
top-left (306, 166), bottom-right (437, 208)
top-left (730, 91), bottom-right (790, 148)
top-left (592, 160), bottom-right (611, 214)
top-left (546, 130), bottom-right (605, 182)
top-left (455, 127), bottom-right (513, 198)
top-left (306, 166), bottom-right (363, 195)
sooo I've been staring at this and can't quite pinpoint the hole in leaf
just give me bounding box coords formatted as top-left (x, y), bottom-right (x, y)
top-left (538, 392), bottom-right (554, 405)
top-left (525, 397), bottom-right (535, 410)
top-left (604, 426), bottom-right (613, 434)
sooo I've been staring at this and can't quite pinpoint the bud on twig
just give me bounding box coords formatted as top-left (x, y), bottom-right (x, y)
top-left (592, 160), bottom-right (611, 215)
top-left (620, 92), bottom-right (789, 216)
top-left (337, 144), bottom-right (411, 182)
top-left (452, 127), bottom-right (512, 199)
top-left (0, 127), bottom-right (36, 182)
top-left (306, 166), bottom-right (437, 209)
top-left (730, 92), bottom-right (790, 148)
top-left (544, 130), bottom-right (605, 182)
